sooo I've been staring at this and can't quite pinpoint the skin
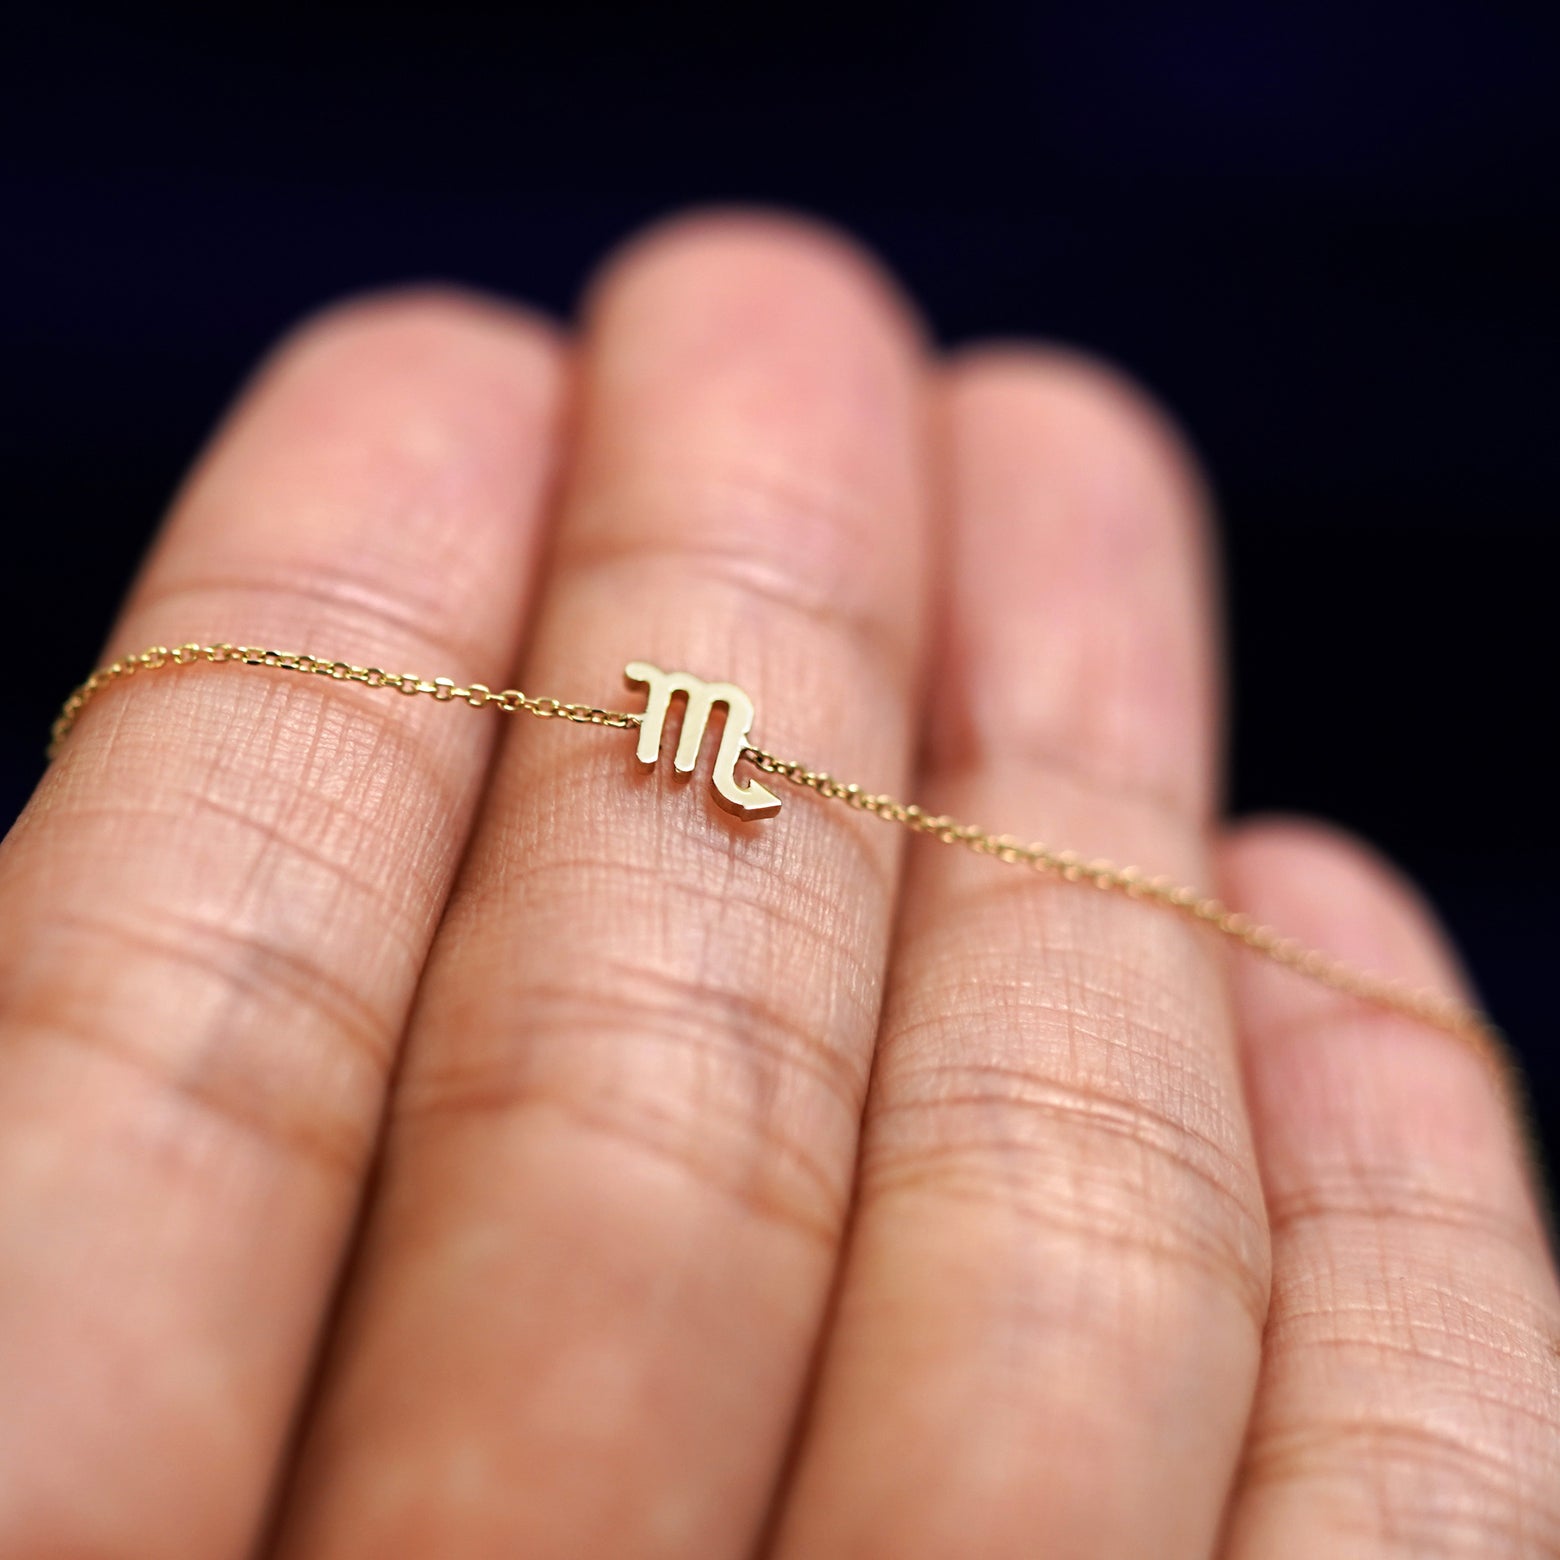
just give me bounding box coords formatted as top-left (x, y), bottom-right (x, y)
top-left (0, 210), bottom-right (1555, 1559)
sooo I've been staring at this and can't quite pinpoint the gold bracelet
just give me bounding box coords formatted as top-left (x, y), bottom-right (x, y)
top-left (49, 642), bottom-right (1504, 1070)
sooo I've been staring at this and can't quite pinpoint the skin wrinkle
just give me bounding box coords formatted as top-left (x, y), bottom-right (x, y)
top-left (553, 468), bottom-right (917, 702)
top-left (1238, 1415), bottom-right (1558, 1536)
top-left (125, 566), bottom-right (506, 681)
top-left (883, 933), bottom-right (1221, 1078)
top-left (83, 664), bottom-right (468, 858)
top-left (870, 1058), bottom-right (1258, 1222)
top-left (925, 852), bottom-right (1226, 944)
top-left (1275, 1287), bottom-right (1560, 1358)
top-left (401, 964), bottom-right (867, 1178)
top-left (237, 675), bottom-right (463, 836)
top-left (2, 709), bottom-right (442, 1180)
top-left (474, 845), bottom-right (879, 960)
top-left (1285, 1332), bottom-right (1560, 1438)
top-left (1304, 1317), bottom-right (1521, 1375)
top-left (864, 1005), bottom-right (1255, 1229)
top-left (172, 712), bottom-right (446, 926)
top-left (439, 792), bottom-right (886, 1148)
top-left (462, 731), bottom-right (899, 915)
top-left (471, 818), bottom-right (887, 991)
top-left (393, 1054), bottom-right (845, 1252)
top-left (5, 1009), bottom-right (366, 1187)
top-left (1274, 1281), bottom-right (1560, 1398)
top-left (1253, 1003), bottom-right (1527, 1132)
top-left (879, 910), bottom-right (1244, 1179)
top-left (865, 1128), bottom-right (1264, 1311)
top-left (861, 1000), bottom-right (1262, 1292)
top-left (396, 861), bottom-right (879, 1236)
top-left (882, 952), bottom-right (1235, 1107)
top-left (599, 954), bottom-right (871, 1135)
top-left (939, 725), bottom-right (1211, 825)
top-left (1268, 1282), bottom-right (1560, 1409)
top-left (11, 791), bottom-right (439, 960)
top-left (179, 780), bottom-right (429, 948)
top-left (861, 1154), bottom-right (1269, 1337)
top-left (48, 908), bottom-right (390, 1069)
top-left (592, 774), bottom-right (886, 947)
top-left (1264, 1173), bottom-right (1547, 1258)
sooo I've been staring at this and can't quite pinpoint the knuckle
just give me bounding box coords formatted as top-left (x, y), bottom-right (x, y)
top-left (1265, 1170), bottom-right (1537, 1257)
top-left (867, 1092), bottom-right (1266, 1335)
top-left (864, 1022), bottom-right (1269, 1331)
top-left (400, 857), bottom-right (885, 1247)
top-left (1, 911), bottom-right (387, 1182)
top-left (1240, 1409), bottom-right (1560, 1555)
top-left (401, 977), bottom-right (849, 1249)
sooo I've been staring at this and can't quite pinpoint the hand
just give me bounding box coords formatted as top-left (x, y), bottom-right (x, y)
top-left (2, 212), bottom-right (1555, 1559)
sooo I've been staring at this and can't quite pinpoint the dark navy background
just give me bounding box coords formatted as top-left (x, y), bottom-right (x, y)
top-left (2, 3), bottom-right (1555, 1172)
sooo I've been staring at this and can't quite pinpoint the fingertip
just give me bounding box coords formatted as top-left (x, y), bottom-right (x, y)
top-left (264, 283), bottom-right (566, 398)
top-left (945, 341), bottom-right (1213, 523)
top-left (579, 205), bottom-right (930, 357)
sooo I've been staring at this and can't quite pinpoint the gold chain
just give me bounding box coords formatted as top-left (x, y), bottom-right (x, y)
top-left (48, 642), bottom-right (642, 753)
top-left (48, 643), bottom-right (1505, 1071)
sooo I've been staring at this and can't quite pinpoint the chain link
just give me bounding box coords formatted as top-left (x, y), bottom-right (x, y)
top-left (47, 643), bottom-right (1505, 1074)
top-left (739, 742), bottom-right (1505, 1069)
top-left (47, 641), bottom-right (642, 758)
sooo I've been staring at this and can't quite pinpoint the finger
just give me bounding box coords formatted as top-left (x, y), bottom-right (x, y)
top-left (273, 214), bottom-right (932, 1557)
top-left (1216, 821), bottom-right (1560, 1559)
top-left (774, 349), bottom-right (1269, 1558)
top-left (0, 294), bottom-right (563, 1558)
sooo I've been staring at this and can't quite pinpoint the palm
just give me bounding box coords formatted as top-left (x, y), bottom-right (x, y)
top-left (1, 213), bottom-right (1555, 1559)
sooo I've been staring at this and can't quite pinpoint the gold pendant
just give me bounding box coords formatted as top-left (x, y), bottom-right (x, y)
top-left (625, 661), bottom-right (782, 820)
